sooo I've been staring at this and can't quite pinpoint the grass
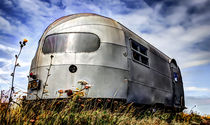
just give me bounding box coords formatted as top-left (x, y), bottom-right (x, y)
top-left (1, 94), bottom-right (210, 125)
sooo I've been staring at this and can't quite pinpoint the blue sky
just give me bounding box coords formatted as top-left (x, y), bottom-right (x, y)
top-left (0, 0), bottom-right (210, 114)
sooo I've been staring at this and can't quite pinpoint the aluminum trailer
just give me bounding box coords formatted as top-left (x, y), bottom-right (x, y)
top-left (27, 13), bottom-right (185, 110)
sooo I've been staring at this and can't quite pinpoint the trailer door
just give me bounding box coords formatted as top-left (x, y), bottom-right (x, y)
top-left (170, 61), bottom-right (185, 107)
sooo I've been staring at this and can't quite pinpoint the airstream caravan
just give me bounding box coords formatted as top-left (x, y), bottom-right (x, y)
top-left (27, 13), bottom-right (185, 110)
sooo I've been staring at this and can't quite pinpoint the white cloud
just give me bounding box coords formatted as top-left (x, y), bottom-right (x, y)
top-left (16, 71), bottom-right (28, 78)
top-left (0, 44), bottom-right (17, 54)
top-left (0, 77), bottom-right (10, 85)
top-left (0, 17), bottom-right (11, 33)
top-left (165, 6), bottom-right (188, 25)
top-left (0, 69), bottom-right (11, 75)
top-left (182, 59), bottom-right (210, 68)
top-left (190, 0), bottom-right (208, 5)
top-left (0, 58), bottom-right (10, 63)
top-left (185, 86), bottom-right (210, 92)
top-left (19, 61), bottom-right (30, 67)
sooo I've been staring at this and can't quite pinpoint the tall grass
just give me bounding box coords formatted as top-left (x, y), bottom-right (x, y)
top-left (1, 94), bottom-right (210, 125)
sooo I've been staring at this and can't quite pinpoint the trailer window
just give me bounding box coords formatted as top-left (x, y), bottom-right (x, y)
top-left (42, 34), bottom-right (68, 54)
top-left (174, 72), bottom-right (178, 82)
top-left (42, 33), bottom-right (100, 54)
top-left (130, 39), bottom-right (149, 66)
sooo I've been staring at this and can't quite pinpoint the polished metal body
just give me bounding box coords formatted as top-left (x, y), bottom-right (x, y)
top-left (27, 13), bottom-right (185, 109)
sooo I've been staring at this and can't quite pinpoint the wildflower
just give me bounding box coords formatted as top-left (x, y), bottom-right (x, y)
top-left (84, 85), bottom-right (91, 89)
top-left (58, 93), bottom-right (63, 97)
top-left (22, 38), bottom-right (28, 46)
top-left (97, 99), bottom-right (102, 102)
top-left (78, 80), bottom-right (88, 85)
top-left (81, 104), bottom-right (85, 107)
top-left (58, 90), bottom-right (63, 93)
top-left (23, 39), bottom-right (28, 44)
top-left (66, 90), bottom-right (73, 96)
top-left (30, 119), bottom-right (35, 123)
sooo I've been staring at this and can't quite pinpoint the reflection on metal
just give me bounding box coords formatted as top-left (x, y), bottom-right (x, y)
top-left (27, 13), bottom-right (185, 110)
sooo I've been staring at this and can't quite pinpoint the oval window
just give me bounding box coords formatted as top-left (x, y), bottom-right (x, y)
top-left (42, 33), bottom-right (100, 54)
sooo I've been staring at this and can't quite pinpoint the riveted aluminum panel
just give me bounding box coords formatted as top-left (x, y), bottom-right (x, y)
top-left (129, 60), bottom-right (151, 84)
top-left (36, 43), bottom-right (127, 70)
top-left (151, 69), bottom-right (172, 91)
top-left (27, 42), bottom-right (128, 100)
top-left (27, 65), bottom-right (129, 100)
top-left (149, 52), bottom-right (171, 77)
top-left (128, 59), bottom-right (172, 92)
top-left (127, 82), bottom-right (172, 105)
top-left (124, 30), bottom-right (174, 106)
top-left (37, 53), bottom-right (75, 67)
top-left (75, 43), bottom-right (127, 70)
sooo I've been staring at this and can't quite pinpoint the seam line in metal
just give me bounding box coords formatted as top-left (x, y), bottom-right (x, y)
top-left (31, 64), bottom-right (129, 71)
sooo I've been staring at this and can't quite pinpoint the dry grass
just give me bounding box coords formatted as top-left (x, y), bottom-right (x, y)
top-left (1, 94), bottom-right (210, 125)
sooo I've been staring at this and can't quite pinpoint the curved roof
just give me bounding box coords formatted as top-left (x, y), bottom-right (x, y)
top-left (39, 13), bottom-right (172, 62)
top-left (41, 13), bottom-right (120, 38)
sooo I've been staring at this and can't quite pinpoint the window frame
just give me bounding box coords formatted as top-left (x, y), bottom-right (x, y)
top-left (129, 38), bottom-right (149, 67)
top-left (41, 32), bottom-right (100, 54)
